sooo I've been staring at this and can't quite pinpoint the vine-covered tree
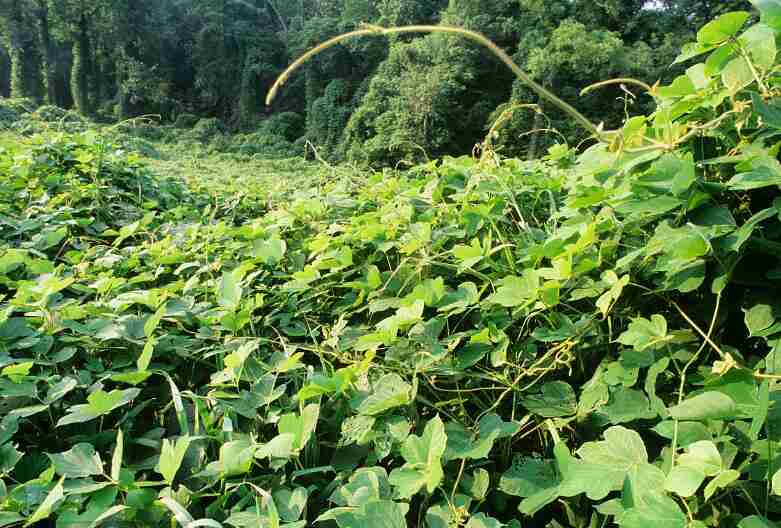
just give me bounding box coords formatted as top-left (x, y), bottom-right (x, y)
top-left (0, 0), bottom-right (44, 101)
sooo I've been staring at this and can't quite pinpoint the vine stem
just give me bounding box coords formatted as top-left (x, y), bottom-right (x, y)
top-left (670, 298), bottom-right (726, 360)
top-left (266, 24), bottom-right (607, 141)
top-left (580, 77), bottom-right (654, 96)
top-left (451, 458), bottom-right (466, 506)
top-left (671, 293), bottom-right (721, 469)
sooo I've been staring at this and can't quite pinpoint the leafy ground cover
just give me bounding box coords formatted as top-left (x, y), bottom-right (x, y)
top-left (2, 5), bottom-right (781, 528)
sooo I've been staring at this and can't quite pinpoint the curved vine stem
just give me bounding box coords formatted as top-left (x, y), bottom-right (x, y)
top-left (580, 77), bottom-right (654, 97)
top-left (266, 24), bottom-right (608, 141)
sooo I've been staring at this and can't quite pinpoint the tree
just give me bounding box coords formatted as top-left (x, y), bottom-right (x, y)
top-left (0, 0), bottom-right (44, 101)
top-left (33, 0), bottom-right (55, 104)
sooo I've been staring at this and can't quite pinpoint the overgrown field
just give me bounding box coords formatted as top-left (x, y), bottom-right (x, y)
top-left (2, 6), bottom-right (781, 528)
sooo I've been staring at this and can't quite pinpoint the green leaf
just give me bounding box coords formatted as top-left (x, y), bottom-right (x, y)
top-left (389, 416), bottom-right (446, 497)
top-left (0, 513), bottom-right (23, 528)
top-left (773, 467), bottom-right (781, 495)
top-left (652, 421), bottom-right (712, 447)
top-left (488, 270), bottom-right (539, 308)
top-left (657, 75), bottom-right (696, 98)
top-left (89, 505), bottom-right (129, 528)
top-left (217, 271), bottom-right (243, 311)
top-left (355, 500), bottom-right (410, 528)
top-left (158, 496), bottom-right (194, 526)
top-left (751, 0), bottom-right (781, 31)
top-left (217, 439), bottom-right (256, 477)
top-left (678, 440), bottom-right (722, 477)
top-left (111, 429), bottom-right (123, 482)
top-left (740, 24), bottom-right (777, 69)
top-left (444, 413), bottom-right (519, 461)
top-left (461, 468), bottom-right (490, 500)
top-left (279, 403), bottom-right (320, 452)
top-left (144, 305), bottom-right (166, 337)
top-left (739, 516), bottom-right (780, 528)
top-left (158, 436), bottom-right (192, 485)
top-left (722, 56), bottom-right (755, 93)
top-left (466, 513), bottom-right (503, 528)
top-left (500, 457), bottom-right (559, 498)
top-left (665, 465), bottom-right (706, 497)
top-left (438, 282), bottom-right (480, 314)
top-left (272, 487), bottom-right (308, 522)
top-left (2, 361), bottom-right (33, 382)
top-left (618, 491), bottom-right (687, 528)
top-left (753, 93), bottom-right (781, 130)
top-left (705, 469), bottom-right (740, 500)
top-left (598, 388), bottom-right (655, 424)
top-left (47, 443), bottom-right (104, 478)
top-left (25, 476), bottom-right (65, 526)
top-left (697, 12), bottom-right (751, 44)
top-left (137, 336), bottom-right (156, 372)
top-left (745, 304), bottom-right (776, 335)
top-left (727, 166), bottom-right (781, 190)
top-left (668, 392), bottom-right (738, 421)
top-left (615, 196), bottom-right (682, 216)
top-left (721, 207), bottom-right (776, 252)
top-left (358, 374), bottom-right (412, 416)
top-left (675, 41), bottom-right (714, 64)
top-left (453, 239), bottom-right (484, 269)
top-left (44, 376), bottom-right (77, 404)
top-left (376, 300), bottom-right (424, 334)
top-left (253, 237), bottom-right (287, 265)
top-left (0, 443), bottom-right (22, 474)
top-left (521, 381), bottom-right (577, 417)
top-left (617, 315), bottom-right (668, 351)
top-left (0, 415), bottom-right (19, 445)
top-left (558, 426), bottom-right (664, 501)
top-left (57, 388), bottom-right (141, 426)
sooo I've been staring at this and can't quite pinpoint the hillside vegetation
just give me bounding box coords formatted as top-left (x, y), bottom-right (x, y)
top-left (1, 2), bottom-right (781, 528)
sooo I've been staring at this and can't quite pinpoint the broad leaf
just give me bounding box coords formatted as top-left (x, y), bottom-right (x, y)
top-left (668, 392), bottom-right (738, 421)
top-left (47, 443), bottom-right (104, 478)
top-left (57, 388), bottom-right (141, 426)
top-left (158, 436), bottom-right (192, 485)
top-left (389, 416), bottom-right (446, 497)
top-left (697, 12), bottom-right (750, 44)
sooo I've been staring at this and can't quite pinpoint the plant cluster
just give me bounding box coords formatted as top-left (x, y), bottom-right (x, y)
top-left (1, 4), bottom-right (781, 528)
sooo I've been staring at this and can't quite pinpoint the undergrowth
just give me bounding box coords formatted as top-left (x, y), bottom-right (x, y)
top-left (1, 4), bottom-right (781, 528)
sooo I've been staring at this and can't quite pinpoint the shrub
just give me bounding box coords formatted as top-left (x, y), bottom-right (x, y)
top-left (255, 111), bottom-right (304, 142)
top-left (174, 112), bottom-right (199, 129)
top-left (188, 117), bottom-right (226, 142)
top-left (0, 97), bottom-right (35, 129)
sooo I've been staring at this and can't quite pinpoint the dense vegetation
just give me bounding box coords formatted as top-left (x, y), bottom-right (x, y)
top-left (1, 1), bottom-right (781, 527)
top-left (0, 0), bottom-right (756, 165)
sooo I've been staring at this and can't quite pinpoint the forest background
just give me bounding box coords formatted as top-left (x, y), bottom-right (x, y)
top-left (0, 1), bottom-right (756, 164)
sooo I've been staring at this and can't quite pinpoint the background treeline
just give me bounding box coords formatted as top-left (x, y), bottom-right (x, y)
top-left (0, 0), bottom-right (752, 164)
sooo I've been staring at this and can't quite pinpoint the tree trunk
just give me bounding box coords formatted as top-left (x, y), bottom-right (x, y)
top-left (36, 0), bottom-right (57, 105)
top-left (71, 14), bottom-right (93, 114)
top-left (92, 47), bottom-right (104, 110)
top-left (9, 0), bottom-right (44, 102)
top-left (115, 50), bottom-right (131, 120)
top-left (0, 46), bottom-right (10, 98)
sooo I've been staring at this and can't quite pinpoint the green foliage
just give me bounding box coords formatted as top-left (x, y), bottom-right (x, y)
top-left (174, 113), bottom-right (199, 129)
top-left (341, 35), bottom-right (473, 165)
top-left (0, 98), bottom-right (32, 128)
top-left (187, 117), bottom-right (226, 142)
top-left (1, 6), bottom-right (781, 528)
